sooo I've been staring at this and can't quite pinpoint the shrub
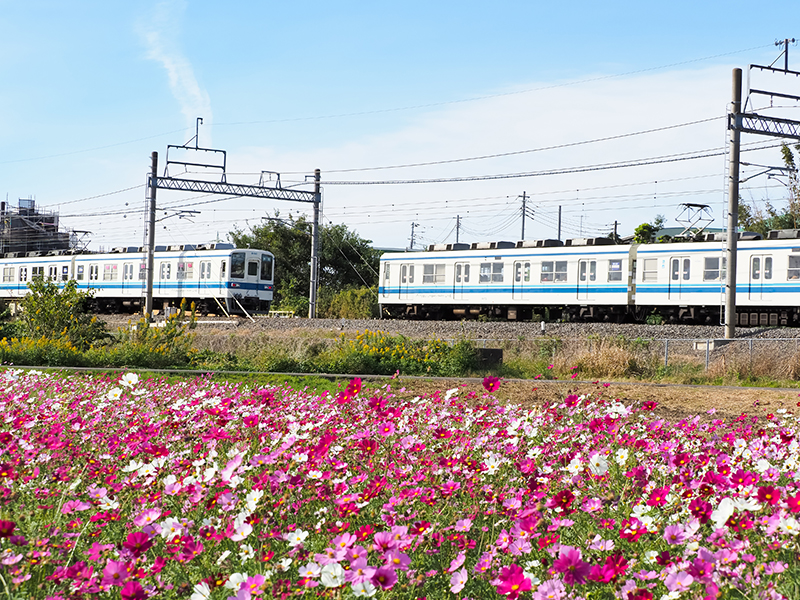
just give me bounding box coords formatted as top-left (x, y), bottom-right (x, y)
top-left (19, 278), bottom-right (109, 350)
top-left (322, 286), bottom-right (379, 319)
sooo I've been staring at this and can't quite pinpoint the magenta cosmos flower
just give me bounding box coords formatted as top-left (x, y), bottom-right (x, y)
top-left (552, 546), bottom-right (591, 585)
top-left (496, 563), bottom-right (531, 599)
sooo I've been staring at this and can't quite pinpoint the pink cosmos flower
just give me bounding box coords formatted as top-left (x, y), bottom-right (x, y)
top-left (552, 546), bottom-right (591, 585)
top-left (133, 508), bottom-right (161, 528)
top-left (61, 500), bottom-right (92, 514)
top-left (454, 518), bottom-right (473, 532)
top-left (646, 486), bottom-right (670, 507)
top-left (243, 415), bottom-right (259, 427)
top-left (346, 378), bottom-right (362, 396)
top-left (101, 559), bottom-right (129, 587)
top-left (0, 521), bottom-right (15, 538)
top-left (120, 581), bottom-right (146, 600)
top-left (662, 524), bottom-right (687, 545)
top-left (496, 563), bottom-right (531, 599)
top-left (448, 551), bottom-right (466, 573)
top-left (122, 532), bottom-right (152, 557)
top-left (533, 578), bottom-right (566, 600)
top-left (664, 571), bottom-right (693, 593)
top-left (384, 550), bottom-right (411, 570)
top-left (344, 557), bottom-right (375, 584)
top-left (450, 567), bottom-right (468, 593)
top-left (371, 566), bottom-right (398, 590)
top-left (483, 376), bottom-right (501, 392)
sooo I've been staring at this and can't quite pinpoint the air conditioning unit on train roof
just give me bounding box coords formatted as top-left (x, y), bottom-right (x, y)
top-left (490, 241), bottom-right (515, 249)
top-left (768, 229), bottom-right (800, 239)
top-left (111, 247), bottom-right (126, 253)
top-left (565, 237), bottom-right (614, 247)
top-left (4, 252), bottom-right (18, 258)
top-left (516, 239), bottom-right (564, 248)
top-left (26, 251), bottom-right (42, 257)
top-left (428, 243), bottom-right (470, 252)
top-left (705, 231), bottom-right (763, 242)
top-left (471, 242), bottom-right (493, 250)
top-left (47, 250), bottom-right (65, 256)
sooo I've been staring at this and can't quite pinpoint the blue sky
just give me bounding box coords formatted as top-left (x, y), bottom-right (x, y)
top-left (1, 1), bottom-right (798, 250)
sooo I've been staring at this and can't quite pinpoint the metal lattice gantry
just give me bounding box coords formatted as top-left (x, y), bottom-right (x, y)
top-left (144, 138), bottom-right (322, 321)
top-left (733, 113), bottom-right (800, 141)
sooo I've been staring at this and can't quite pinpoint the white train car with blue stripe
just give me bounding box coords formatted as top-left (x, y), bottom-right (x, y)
top-left (380, 238), bottom-right (633, 321)
top-left (379, 231), bottom-right (800, 326)
top-left (0, 243), bottom-right (274, 315)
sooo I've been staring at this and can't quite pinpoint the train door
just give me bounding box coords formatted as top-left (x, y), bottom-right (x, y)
top-left (749, 254), bottom-right (773, 300)
top-left (668, 256), bottom-right (690, 300)
top-left (577, 259), bottom-right (596, 300)
top-left (381, 263), bottom-right (390, 298)
top-left (122, 263), bottom-right (134, 292)
top-left (453, 262), bottom-right (470, 300)
top-left (159, 261), bottom-right (171, 293)
top-left (512, 261), bottom-right (530, 300)
top-left (399, 263), bottom-right (415, 299)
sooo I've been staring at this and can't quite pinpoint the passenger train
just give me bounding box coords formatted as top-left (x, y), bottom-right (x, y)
top-left (379, 230), bottom-right (800, 326)
top-left (0, 243), bottom-right (274, 315)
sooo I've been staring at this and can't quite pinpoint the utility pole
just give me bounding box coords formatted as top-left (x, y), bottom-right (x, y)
top-left (308, 169), bottom-right (321, 319)
top-left (778, 38), bottom-right (796, 72)
top-left (409, 222), bottom-right (420, 250)
top-left (725, 68), bottom-right (742, 340)
top-left (557, 206), bottom-right (562, 241)
top-left (455, 215), bottom-right (461, 243)
top-left (614, 221), bottom-right (618, 243)
top-left (145, 151), bottom-right (158, 321)
top-left (520, 191), bottom-right (527, 240)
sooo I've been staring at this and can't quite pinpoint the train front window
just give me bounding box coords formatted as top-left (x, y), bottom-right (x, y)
top-left (231, 253), bottom-right (245, 279)
top-left (260, 255), bottom-right (273, 281)
top-left (248, 261), bottom-right (259, 277)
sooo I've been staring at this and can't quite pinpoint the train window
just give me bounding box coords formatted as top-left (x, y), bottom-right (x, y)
top-left (524, 262), bottom-right (530, 283)
top-left (383, 263), bottom-right (390, 282)
top-left (514, 263), bottom-right (521, 282)
top-left (103, 264), bottom-right (118, 281)
top-left (32, 266), bottom-right (44, 279)
top-left (61, 266), bottom-right (69, 281)
top-left (2, 267), bottom-right (13, 282)
top-left (643, 259), bottom-right (658, 281)
top-left (588, 261), bottom-right (597, 282)
top-left (554, 261), bottom-right (567, 282)
top-left (764, 257), bottom-right (772, 280)
top-left (423, 263), bottom-right (445, 284)
top-left (177, 262), bottom-right (194, 280)
top-left (247, 261), bottom-right (258, 277)
top-left (409, 265), bottom-right (415, 283)
top-left (19, 267), bottom-right (27, 283)
top-left (230, 253), bottom-right (245, 279)
top-left (752, 257), bottom-right (760, 280)
top-left (48, 266), bottom-right (58, 280)
top-left (89, 265), bottom-right (99, 281)
top-left (76, 265), bottom-right (84, 281)
top-left (221, 261), bottom-right (227, 279)
top-left (789, 256), bottom-right (800, 280)
top-left (123, 263), bottom-right (134, 281)
top-left (260, 255), bottom-right (273, 281)
top-left (200, 261), bottom-right (211, 280)
top-left (608, 259), bottom-right (623, 281)
top-left (159, 262), bottom-right (171, 280)
top-left (703, 257), bottom-right (726, 281)
top-left (401, 265), bottom-right (408, 283)
top-left (683, 258), bottom-right (690, 281)
top-left (480, 263), bottom-right (492, 283)
top-left (671, 259), bottom-right (679, 281)
top-left (491, 262), bottom-right (504, 283)
top-left (139, 263), bottom-right (147, 280)
top-left (540, 261), bottom-right (553, 282)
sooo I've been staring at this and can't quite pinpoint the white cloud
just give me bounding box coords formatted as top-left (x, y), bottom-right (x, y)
top-left (137, 0), bottom-right (212, 144)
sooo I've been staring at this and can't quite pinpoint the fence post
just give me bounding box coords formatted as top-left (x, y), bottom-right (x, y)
top-left (664, 340), bottom-right (669, 368)
top-left (705, 340), bottom-right (710, 371)
top-left (749, 339), bottom-right (753, 368)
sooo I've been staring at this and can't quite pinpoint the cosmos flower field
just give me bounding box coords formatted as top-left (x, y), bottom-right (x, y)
top-left (1, 370), bottom-right (800, 599)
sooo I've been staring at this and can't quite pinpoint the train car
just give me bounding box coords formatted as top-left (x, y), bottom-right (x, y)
top-left (0, 243), bottom-right (274, 315)
top-left (380, 237), bottom-right (634, 321)
top-left (378, 230), bottom-right (800, 325)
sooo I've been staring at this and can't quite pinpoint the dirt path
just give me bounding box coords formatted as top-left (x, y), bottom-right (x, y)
top-left (384, 377), bottom-right (799, 422)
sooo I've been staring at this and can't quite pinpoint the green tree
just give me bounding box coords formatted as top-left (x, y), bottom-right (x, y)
top-left (19, 278), bottom-right (109, 350)
top-left (229, 213), bottom-right (381, 313)
top-left (739, 143), bottom-right (800, 236)
top-left (633, 214), bottom-right (666, 244)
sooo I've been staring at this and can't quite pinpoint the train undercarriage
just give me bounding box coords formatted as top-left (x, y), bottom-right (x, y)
top-left (382, 303), bottom-right (800, 326)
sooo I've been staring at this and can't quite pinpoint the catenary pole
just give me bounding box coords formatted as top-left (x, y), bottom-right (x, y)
top-left (145, 152), bottom-right (158, 321)
top-left (725, 68), bottom-right (742, 339)
top-left (308, 169), bottom-right (321, 318)
top-left (520, 191), bottom-right (527, 240)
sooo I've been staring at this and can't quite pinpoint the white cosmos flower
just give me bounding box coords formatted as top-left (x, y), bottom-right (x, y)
top-left (190, 582), bottom-right (211, 600)
top-left (120, 373), bottom-right (139, 388)
top-left (107, 387), bottom-right (123, 401)
top-left (224, 572), bottom-right (249, 589)
top-left (588, 454), bottom-right (608, 476)
top-left (299, 562), bottom-right (321, 578)
top-left (320, 562), bottom-right (345, 587)
top-left (351, 581), bottom-right (378, 597)
top-left (615, 448), bottom-right (629, 465)
top-left (711, 497), bottom-right (736, 530)
top-left (285, 529), bottom-right (309, 547)
top-left (97, 496), bottom-right (119, 510)
top-left (239, 544), bottom-right (255, 562)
